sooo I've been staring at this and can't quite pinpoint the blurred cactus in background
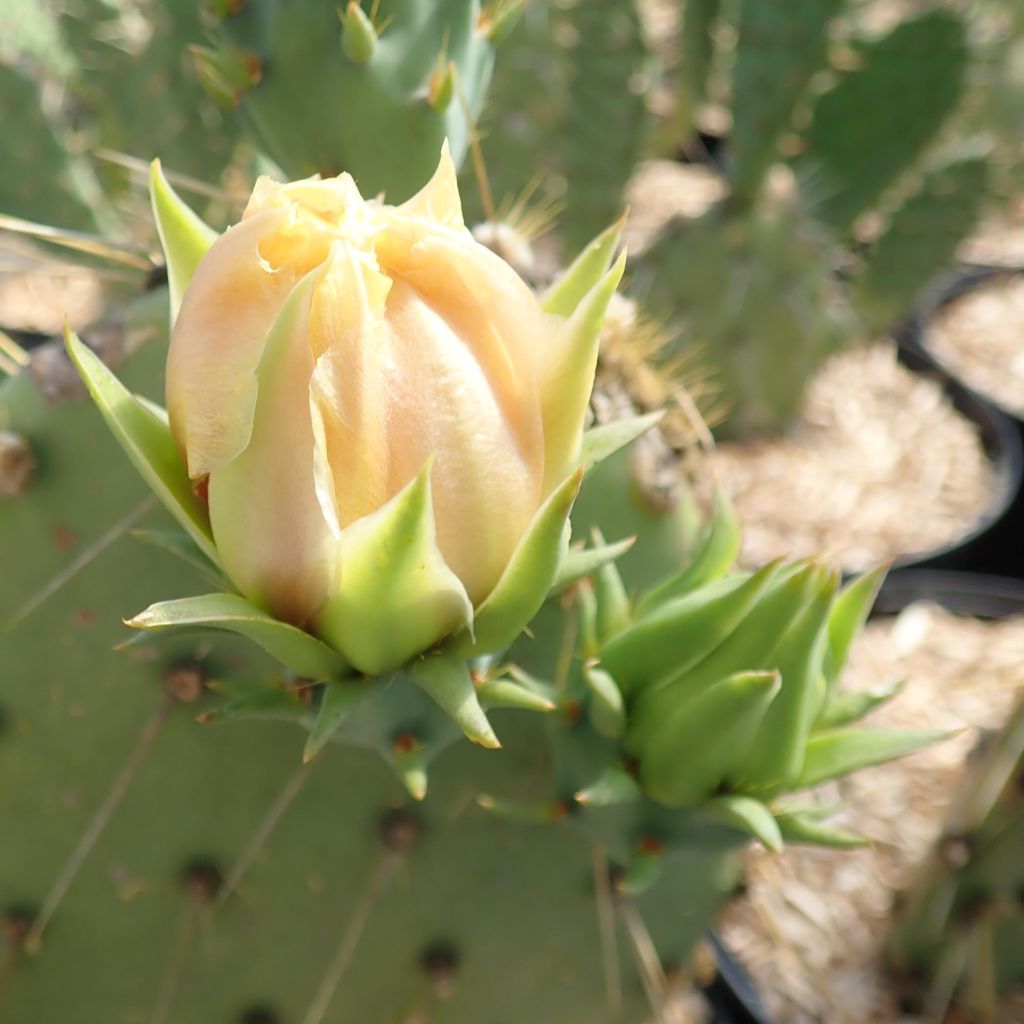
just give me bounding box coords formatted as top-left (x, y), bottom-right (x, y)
top-left (638, 1), bottom-right (1004, 437)
top-left (889, 698), bottom-right (1024, 1022)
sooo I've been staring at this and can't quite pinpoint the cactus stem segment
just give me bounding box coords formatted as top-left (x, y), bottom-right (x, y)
top-left (0, 430), bottom-right (35, 497)
top-left (591, 843), bottom-right (624, 1018)
top-left (302, 846), bottom-right (402, 1024)
top-left (618, 897), bottom-right (680, 1024)
top-left (214, 761), bottom-right (315, 909)
top-left (3, 494), bottom-right (155, 634)
top-left (23, 695), bottom-right (173, 954)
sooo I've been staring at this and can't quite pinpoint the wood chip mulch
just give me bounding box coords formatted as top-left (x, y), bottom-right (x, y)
top-left (706, 344), bottom-right (1002, 573)
top-left (927, 276), bottom-right (1024, 419)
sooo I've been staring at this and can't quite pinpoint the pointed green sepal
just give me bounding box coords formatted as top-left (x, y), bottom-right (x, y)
top-left (775, 809), bottom-right (869, 849)
top-left (392, 745), bottom-right (429, 801)
top-left (455, 469), bottom-right (583, 657)
top-left (824, 564), bottom-right (888, 695)
top-left (602, 562), bottom-right (780, 697)
top-left (575, 765), bottom-right (642, 807)
top-left (638, 670), bottom-right (781, 807)
top-left (127, 593), bottom-right (348, 681)
top-left (637, 490), bottom-right (740, 613)
top-left (149, 159), bottom-right (218, 319)
top-left (816, 679), bottom-right (906, 730)
top-left (583, 665), bottom-right (626, 739)
top-left (64, 327), bottom-right (218, 564)
top-left (131, 529), bottom-right (229, 590)
top-left (797, 727), bottom-right (952, 789)
top-left (315, 460), bottom-right (473, 675)
top-left (408, 653), bottom-right (500, 749)
top-left (580, 411), bottom-right (664, 472)
top-left (303, 680), bottom-right (367, 762)
top-left (197, 686), bottom-right (310, 724)
top-left (593, 529), bottom-right (631, 642)
top-left (736, 566), bottom-right (839, 787)
top-left (619, 841), bottom-right (664, 896)
top-left (340, 2), bottom-right (377, 63)
top-left (541, 253), bottom-right (627, 493)
top-left (705, 796), bottom-right (784, 853)
top-left (552, 535), bottom-right (635, 594)
top-left (477, 672), bottom-right (556, 713)
top-left (542, 214), bottom-right (626, 317)
top-left (476, 794), bottom-right (567, 823)
top-left (427, 60), bottom-right (455, 112)
top-left (577, 580), bottom-right (600, 660)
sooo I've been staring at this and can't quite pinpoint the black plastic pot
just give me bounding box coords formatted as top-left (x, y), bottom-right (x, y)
top-left (703, 932), bottom-right (774, 1024)
top-left (875, 568), bottom-right (1024, 620)
top-left (884, 340), bottom-right (1024, 577)
top-left (902, 267), bottom-right (1024, 580)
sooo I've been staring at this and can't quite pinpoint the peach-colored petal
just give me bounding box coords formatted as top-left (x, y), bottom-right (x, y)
top-left (308, 242), bottom-right (392, 533)
top-left (375, 223), bottom-right (549, 474)
top-left (207, 269), bottom-right (335, 626)
top-left (167, 206), bottom-right (339, 478)
top-left (381, 279), bottom-right (541, 603)
top-left (397, 141), bottom-right (464, 229)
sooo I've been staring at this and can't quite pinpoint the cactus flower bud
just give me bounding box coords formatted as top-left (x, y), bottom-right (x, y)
top-left (158, 145), bottom-right (623, 673)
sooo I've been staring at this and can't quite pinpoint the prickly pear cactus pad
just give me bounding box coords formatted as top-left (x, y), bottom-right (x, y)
top-left (202, 0), bottom-right (501, 201)
top-left (1, 149), bottom-right (946, 1024)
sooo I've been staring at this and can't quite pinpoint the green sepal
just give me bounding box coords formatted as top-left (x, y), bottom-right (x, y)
top-left (148, 159), bottom-right (218, 319)
top-left (339, 1), bottom-right (377, 64)
top-left (602, 562), bottom-right (780, 698)
top-left (575, 765), bottom-right (642, 807)
top-left (552, 535), bottom-right (635, 594)
top-left (638, 670), bottom-right (781, 807)
top-left (736, 566), bottom-right (838, 788)
top-left (314, 459), bottom-right (473, 675)
top-left (583, 664), bottom-right (626, 739)
top-left (577, 581), bottom-right (600, 660)
top-left (477, 672), bottom-right (556, 713)
top-left (454, 469), bottom-right (583, 657)
top-left (126, 593), bottom-right (348, 681)
top-left (704, 796), bottom-right (783, 853)
top-left (797, 727), bottom-right (951, 789)
top-left (626, 563), bottom-right (819, 751)
top-left (637, 490), bottom-right (740, 613)
top-left (619, 843), bottom-right (664, 896)
top-left (816, 679), bottom-right (906, 730)
top-left (197, 686), bottom-right (311, 725)
top-left (476, 794), bottom-right (566, 823)
top-left (392, 744), bottom-right (429, 801)
top-left (64, 326), bottom-right (219, 564)
top-left (541, 253), bottom-right (627, 493)
top-left (303, 680), bottom-right (368, 762)
top-left (407, 652), bottom-right (500, 749)
top-left (824, 564), bottom-right (888, 697)
top-left (592, 529), bottom-right (631, 642)
top-left (775, 809), bottom-right (869, 849)
top-left (130, 529), bottom-right (230, 590)
top-left (541, 214), bottom-right (626, 317)
top-left (579, 411), bottom-right (664, 471)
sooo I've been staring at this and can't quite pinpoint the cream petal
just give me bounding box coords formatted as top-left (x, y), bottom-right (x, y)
top-left (207, 269), bottom-right (335, 626)
top-left (375, 223), bottom-right (548, 476)
top-left (167, 206), bottom-right (339, 478)
top-left (308, 242), bottom-right (393, 533)
top-left (381, 279), bottom-right (541, 603)
top-left (397, 140), bottom-right (465, 229)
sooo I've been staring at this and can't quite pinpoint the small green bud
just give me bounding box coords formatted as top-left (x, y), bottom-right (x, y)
top-left (340, 2), bottom-right (377, 65)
